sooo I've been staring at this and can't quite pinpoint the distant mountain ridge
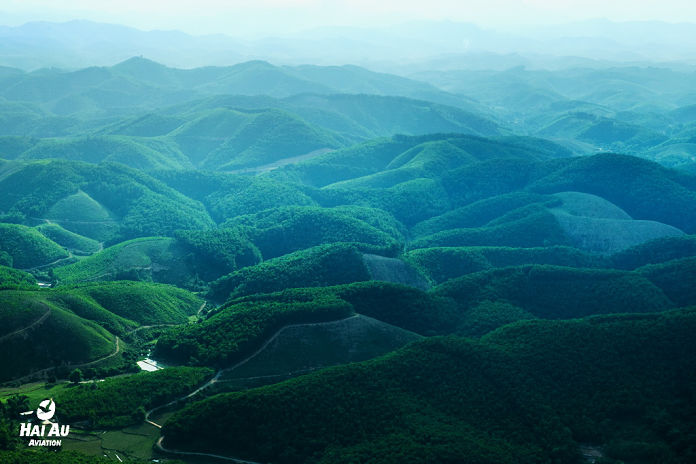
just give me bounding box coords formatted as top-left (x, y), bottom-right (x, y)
top-left (1, 19), bottom-right (695, 71)
top-left (0, 56), bottom-right (478, 115)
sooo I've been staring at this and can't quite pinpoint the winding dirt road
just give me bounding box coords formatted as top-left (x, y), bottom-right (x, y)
top-left (155, 437), bottom-right (261, 464)
top-left (146, 315), bottom-right (360, 461)
top-left (9, 336), bottom-right (120, 385)
top-left (0, 306), bottom-right (52, 342)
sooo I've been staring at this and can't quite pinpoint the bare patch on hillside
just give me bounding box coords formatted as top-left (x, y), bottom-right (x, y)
top-left (551, 191), bottom-right (631, 219)
top-left (220, 315), bottom-right (420, 383)
top-left (362, 253), bottom-right (431, 290)
top-left (551, 211), bottom-right (683, 254)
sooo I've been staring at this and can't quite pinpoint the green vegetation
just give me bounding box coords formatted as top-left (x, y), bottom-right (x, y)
top-left (0, 160), bottom-right (214, 240)
top-left (0, 450), bottom-right (143, 464)
top-left (59, 281), bottom-right (202, 325)
top-left (0, 265), bottom-right (37, 290)
top-left (530, 154), bottom-right (696, 233)
top-left (409, 207), bottom-right (570, 249)
top-left (174, 227), bottom-right (261, 281)
top-left (199, 109), bottom-right (343, 171)
top-left (225, 206), bottom-right (402, 259)
top-left (335, 282), bottom-right (457, 336)
top-left (434, 265), bottom-right (672, 320)
top-left (2, 55), bottom-right (696, 464)
top-left (361, 254), bottom-right (430, 290)
top-left (155, 288), bottom-right (354, 366)
top-left (221, 315), bottom-right (421, 385)
top-left (0, 380), bottom-right (71, 406)
top-left (157, 252), bottom-right (696, 369)
top-left (35, 223), bottom-right (101, 254)
top-left (163, 309), bottom-right (696, 464)
top-left (0, 277), bottom-right (205, 381)
top-left (69, 368), bottom-right (83, 385)
top-left (0, 291), bottom-right (115, 382)
top-left (52, 237), bottom-right (194, 287)
top-left (45, 190), bottom-right (113, 222)
top-left (0, 223), bottom-right (68, 269)
top-left (323, 177), bottom-right (452, 226)
top-left (638, 257), bottom-right (696, 307)
top-left (43, 291), bottom-right (138, 336)
top-left (207, 176), bottom-right (317, 222)
top-left (551, 209), bottom-right (684, 255)
top-left (20, 136), bottom-right (192, 171)
top-left (405, 246), bottom-right (601, 284)
top-left (56, 367), bottom-right (213, 428)
top-left (44, 190), bottom-right (119, 242)
top-left (411, 192), bottom-right (553, 237)
top-left (209, 243), bottom-right (370, 301)
top-left (611, 235), bottom-right (696, 269)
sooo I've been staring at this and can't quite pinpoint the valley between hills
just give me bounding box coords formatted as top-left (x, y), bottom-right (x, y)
top-left (0, 47), bottom-right (695, 464)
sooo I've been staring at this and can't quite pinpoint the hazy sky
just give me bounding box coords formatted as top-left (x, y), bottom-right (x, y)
top-left (1, 0), bottom-right (695, 36)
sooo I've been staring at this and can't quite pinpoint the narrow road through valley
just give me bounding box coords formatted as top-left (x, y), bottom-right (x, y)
top-left (147, 315), bottom-right (360, 461)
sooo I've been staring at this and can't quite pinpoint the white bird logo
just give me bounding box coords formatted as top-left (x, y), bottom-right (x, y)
top-left (21, 399), bottom-right (56, 421)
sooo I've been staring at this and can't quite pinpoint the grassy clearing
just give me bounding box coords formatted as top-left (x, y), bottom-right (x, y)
top-left (0, 381), bottom-right (71, 407)
top-left (61, 424), bottom-right (159, 461)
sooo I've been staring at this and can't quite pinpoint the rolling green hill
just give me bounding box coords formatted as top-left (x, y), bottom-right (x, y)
top-left (530, 154), bottom-right (696, 233)
top-left (174, 227), bottom-right (261, 281)
top-left (219, 314), bottom-right (422, 388)
top-left (0, 58), bottom-right (486, 121)
top-left (51, 237), bottom-right (195, 287)
top-left (0, 291), bottom-right (116, 382)
top-left (536, 112), bottom-right (667, 150)
top-left (59, 281), bottom-right (202, 326)
top-left (0, 265), bottom-right (37, 290)
top-left (409, 207), bottom-right (570, 249)
top-left (208, 243), bottom-right (370, 302)
top-left (35, 222), bottom-right (101, 254)
top-left (548, 191), bottom-right (685, 254)
top-left (0, 160), bottom-right (214, 241)
top-left (158, 253), bottom-right (692, 369)
top-left (405, 246), bottom-right (602, 284)
top-left (151, 170), bottom-right (318, 222)
top-left (0, 223), bottom-right (68, 269)
top-left (56, 367), bottom-right (213, 428)
top-left (97, 112), bottom-right (186, 137)
top-left (434, 265), bottom-right (673, 320)
top-left (52, 230), bottom-right (263, 289)
top-left (18, 136), bottom-right (193, 171)
top-left (165, 107), bottom-right (348, 171)
top-left (1, 54), bottom-right (696, 464)
top-left (155, 287), bottom-right (355, 366)
top-left (274, 134), bottom-right (570, 188)
top-left (0, 276), bottom-right (206, 382)
top-left (411, 192), bottom-right (553, 237)
top-left (162, 309), bottom-right (696, 464)
top-left (224, 206), bottom-right (402, 259)
top-left (46, 189), bottom-right (115, 222)
top-left (638, 257), bottom-right (696, 308)
top-left (610, 235), bottom-right (696, 270)
top-left (196, 109), bottom-right (344, 171)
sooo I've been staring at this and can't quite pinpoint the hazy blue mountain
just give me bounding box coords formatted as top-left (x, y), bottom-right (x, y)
top-left (3, 19), bottom-right (695, 71)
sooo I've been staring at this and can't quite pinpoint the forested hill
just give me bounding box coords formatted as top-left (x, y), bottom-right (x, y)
top-left (0, 57), bottom-right (479, 114)
top-left (2, 52), bottom-right (696, 464)
top-left (163, 309), bottom-right (696, 464)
